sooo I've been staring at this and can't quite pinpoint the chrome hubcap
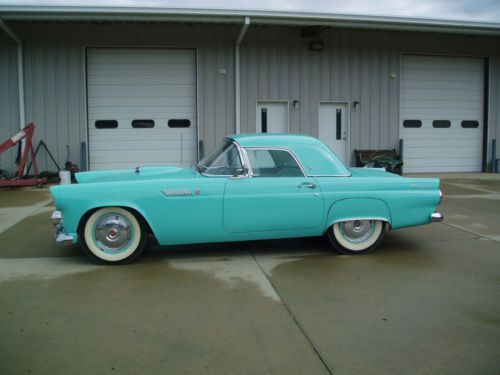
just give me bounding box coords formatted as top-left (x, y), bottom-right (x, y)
top-left (94, 214), bottom-right (131, 252)
top-left (340, 220), bottom-right (374, 242)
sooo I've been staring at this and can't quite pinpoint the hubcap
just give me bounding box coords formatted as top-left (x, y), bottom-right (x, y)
top-left (340, 220), bottom-right (374, 243)
top-left (94, 214), bottom-right (131, 252)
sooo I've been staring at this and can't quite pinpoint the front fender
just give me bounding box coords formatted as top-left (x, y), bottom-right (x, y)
top-left (324, 198), bottom-right (392, 232)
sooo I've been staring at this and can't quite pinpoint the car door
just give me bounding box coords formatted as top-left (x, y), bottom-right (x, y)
top-left (223, 148), bottom-right (324, 233)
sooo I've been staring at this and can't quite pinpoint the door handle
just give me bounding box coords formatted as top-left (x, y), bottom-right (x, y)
top-left (298, 182), bottom-right (317, 189)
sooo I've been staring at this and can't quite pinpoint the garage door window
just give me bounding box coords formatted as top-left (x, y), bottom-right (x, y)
top-left (168, 119), bottom-right (191, 128)
top-left (95, 120), bottom-right (118, 129)
top-left (132, 120), bottom-right (155, 128)
top-left (461, 120), bottom-right (479, 128)
top-left (403, 120), bottom-right (422, 128)
top-left (433, 120), bottom-right (451, 128)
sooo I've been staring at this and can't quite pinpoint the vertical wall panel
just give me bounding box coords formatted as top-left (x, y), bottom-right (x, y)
top-left (1, 22), bottom-right (499, 172)
top-left (0, 22), bottom-right (237, 170)
top-left (0, 32), bottom-right (19, 173)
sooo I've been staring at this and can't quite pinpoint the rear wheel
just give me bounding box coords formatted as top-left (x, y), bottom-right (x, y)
top-left (327, 219), bottom-right (385, 255)
top-left (79, 207), bottom-right (147, 264)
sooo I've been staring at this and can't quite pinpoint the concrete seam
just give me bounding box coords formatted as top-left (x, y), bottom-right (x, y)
top-left (0, 198), bottom-right (52, 235)
top-left (250, 250), bottom-right (334, 375)
top-left (443, 221), bottom-right (500, 243)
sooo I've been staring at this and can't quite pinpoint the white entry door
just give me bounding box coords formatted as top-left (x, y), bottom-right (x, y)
top-left (256, 102), bottom-right (288, 133)
top-left (319, 103), bottom-right (349, 164)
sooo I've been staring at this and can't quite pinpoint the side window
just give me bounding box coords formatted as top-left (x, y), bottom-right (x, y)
top-left (246, 149), bottom-right (304, 177)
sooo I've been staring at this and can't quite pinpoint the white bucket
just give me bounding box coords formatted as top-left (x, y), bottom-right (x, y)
top-left (59, 171), bottom-right (71, 185)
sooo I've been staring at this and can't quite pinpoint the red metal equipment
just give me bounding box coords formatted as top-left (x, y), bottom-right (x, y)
top-left (0, 122), bottom-right (47, 187)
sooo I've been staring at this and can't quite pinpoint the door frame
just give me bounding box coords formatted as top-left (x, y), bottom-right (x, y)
top-left (255, 100), bottom-right (290, 133)
top-left (318, 101), bottom-right (351, 166)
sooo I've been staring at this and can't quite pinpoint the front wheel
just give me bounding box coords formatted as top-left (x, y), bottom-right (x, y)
top-left (327, 219), bottom-right (386, 255)
top-left (79, 207), bottom-right (147, 264)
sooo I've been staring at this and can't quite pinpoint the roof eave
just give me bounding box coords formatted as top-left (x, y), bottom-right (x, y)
top-left (1, 6), bottom-right (499, 36)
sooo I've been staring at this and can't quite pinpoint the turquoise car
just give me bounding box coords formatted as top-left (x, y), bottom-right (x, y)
top-left (50, 134), bottom-right (443, 264)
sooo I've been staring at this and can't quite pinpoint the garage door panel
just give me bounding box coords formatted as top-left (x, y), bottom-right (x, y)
top-left (400, 55), bottom-right (484, 173)
top-left (87, 48), bottom-right (197, 170)
top-left (88, 97), bottom-right (196, 107)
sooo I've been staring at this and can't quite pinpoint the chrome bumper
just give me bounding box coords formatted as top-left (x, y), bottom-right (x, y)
top-left (431, 212), bottom-right (443, 222)
top-left (51, 211), bottom-right (75, 244)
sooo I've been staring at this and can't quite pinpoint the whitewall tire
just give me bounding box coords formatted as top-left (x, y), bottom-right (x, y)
top-left (80, 207), bottom-right (147, 264)
top-left (327, 219), bottom-right (385, 255)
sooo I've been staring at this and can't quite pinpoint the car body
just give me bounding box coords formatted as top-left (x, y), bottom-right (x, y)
top-left (50, 134), bottom-right (443, 264)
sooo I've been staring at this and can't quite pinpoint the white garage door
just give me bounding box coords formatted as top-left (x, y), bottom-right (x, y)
top-left (87, 48), bottom-right (197, 170)
top-left (400, 55), bottom-right (484, 172)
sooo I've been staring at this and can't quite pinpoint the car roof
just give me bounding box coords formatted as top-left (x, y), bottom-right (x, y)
top-left (226, 133), bottom-right (351, 176)
top-left (227, 133), bottom-right (320, 148)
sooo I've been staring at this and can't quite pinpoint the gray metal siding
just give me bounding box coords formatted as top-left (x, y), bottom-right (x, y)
top-left (1, 22), bottom-right (237, 171)
top-left (1, 22), bottom-right (499, 171)
top-left (0, 32), bottom-right (19, 172)
top-left (240, 27), bottom-right (500, 162)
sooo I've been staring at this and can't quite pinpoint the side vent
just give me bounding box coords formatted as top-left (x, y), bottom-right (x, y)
top-left (162, 189), bottom-right (194, 197)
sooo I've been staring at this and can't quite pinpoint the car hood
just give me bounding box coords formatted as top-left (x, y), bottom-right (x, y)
top-left (75, 166), bottom-right (198, 184)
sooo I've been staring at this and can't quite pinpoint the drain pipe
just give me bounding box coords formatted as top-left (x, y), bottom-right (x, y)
top-left (0, 19), bottom-right (25, 131)
top-left (235, 17), bottom-right (250, 134)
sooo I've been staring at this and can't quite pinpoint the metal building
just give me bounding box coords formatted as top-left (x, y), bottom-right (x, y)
top-left (1, 6), bottom-right (499, 173)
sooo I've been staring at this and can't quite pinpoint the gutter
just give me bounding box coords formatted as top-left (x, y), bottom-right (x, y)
top-left (1, 6), bottom-right (499, 35)
top-left (0, 19), bottom-right (25, 132)
top-left (235, 16), bottom-right (250, 134)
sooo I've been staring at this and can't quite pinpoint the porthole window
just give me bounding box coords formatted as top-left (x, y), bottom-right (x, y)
top-left (168, 119), bottom-right (191, 128)
top-left (433, 120), bottom-right (451, 128)
top-left (403, 120), bottom-right (422, 128)
top-left (95, 120), bottom-right (118, 129)
top-left (132, 119), bottom-right (155, 128)
top-left (461, 120), bottom-right (479, 128)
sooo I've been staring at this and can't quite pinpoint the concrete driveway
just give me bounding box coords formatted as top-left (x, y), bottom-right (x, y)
top-left (0, 174), bottom-right (499, 374)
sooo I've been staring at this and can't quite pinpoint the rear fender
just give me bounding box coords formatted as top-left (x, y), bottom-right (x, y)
top-left (324, 198), bottom-right (392, 232)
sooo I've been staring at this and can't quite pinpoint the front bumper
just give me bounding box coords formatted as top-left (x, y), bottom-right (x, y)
top-left (51, 211), bottom-right (75, 244)
top-left (431, 212), bottom-right (444, 222)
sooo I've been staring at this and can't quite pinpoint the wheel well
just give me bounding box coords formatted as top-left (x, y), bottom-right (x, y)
top-left (78, 206), bottom-right (155, 237)
top-left (323, 219), bottom-right (391, 236)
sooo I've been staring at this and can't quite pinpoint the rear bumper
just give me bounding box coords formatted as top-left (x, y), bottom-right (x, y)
top-left (51, 211), bottom-right (76, 244)
top-left (431, 212), bottom-right (443, 222)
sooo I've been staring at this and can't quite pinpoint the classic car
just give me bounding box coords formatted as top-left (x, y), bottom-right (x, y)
top-left (50, 134), bottom-right (443, 264)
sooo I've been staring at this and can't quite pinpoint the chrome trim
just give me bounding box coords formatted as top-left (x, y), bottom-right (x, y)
top-left (431, 212), bottom-right (443, 222)
top-left (439, 189), bottom-right (443, 204)
top-left (55, 224), bottom-right (74, 243)
top-left (308, 174), bottom-right (352, 177)
top-left (232, 139), bottom-right (252, 177)
top-left (242, 146), bottom-right (308, 177)
top-left (331, 217), bottom-right (390, 226)
top-left (200, 138), bottom-right (250, 178)
top-left (51, 210), bottom-right (62, 225)
top-left (162, 189), bottom-right (194, 197)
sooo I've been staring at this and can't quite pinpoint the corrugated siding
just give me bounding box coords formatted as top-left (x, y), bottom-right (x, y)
top-left (492, 56), bottom-right (500, 166)
top-left (240, 27), bottom-right (500, 164)
top-left (0, 32), bottom-right (19, 174)
top-left (1, 22), bottom-right (236, 171)
top-left (1, 23), bottom-right (499, 171)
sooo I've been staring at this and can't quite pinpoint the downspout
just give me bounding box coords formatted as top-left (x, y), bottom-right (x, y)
top-left (0, 19), bottom-right (26, 131)
top-left (235, 16), bottom-right (250, 134)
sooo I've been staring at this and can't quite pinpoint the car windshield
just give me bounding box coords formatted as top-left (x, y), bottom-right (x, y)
top-left (196, 139), bottom-right (243, 176)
